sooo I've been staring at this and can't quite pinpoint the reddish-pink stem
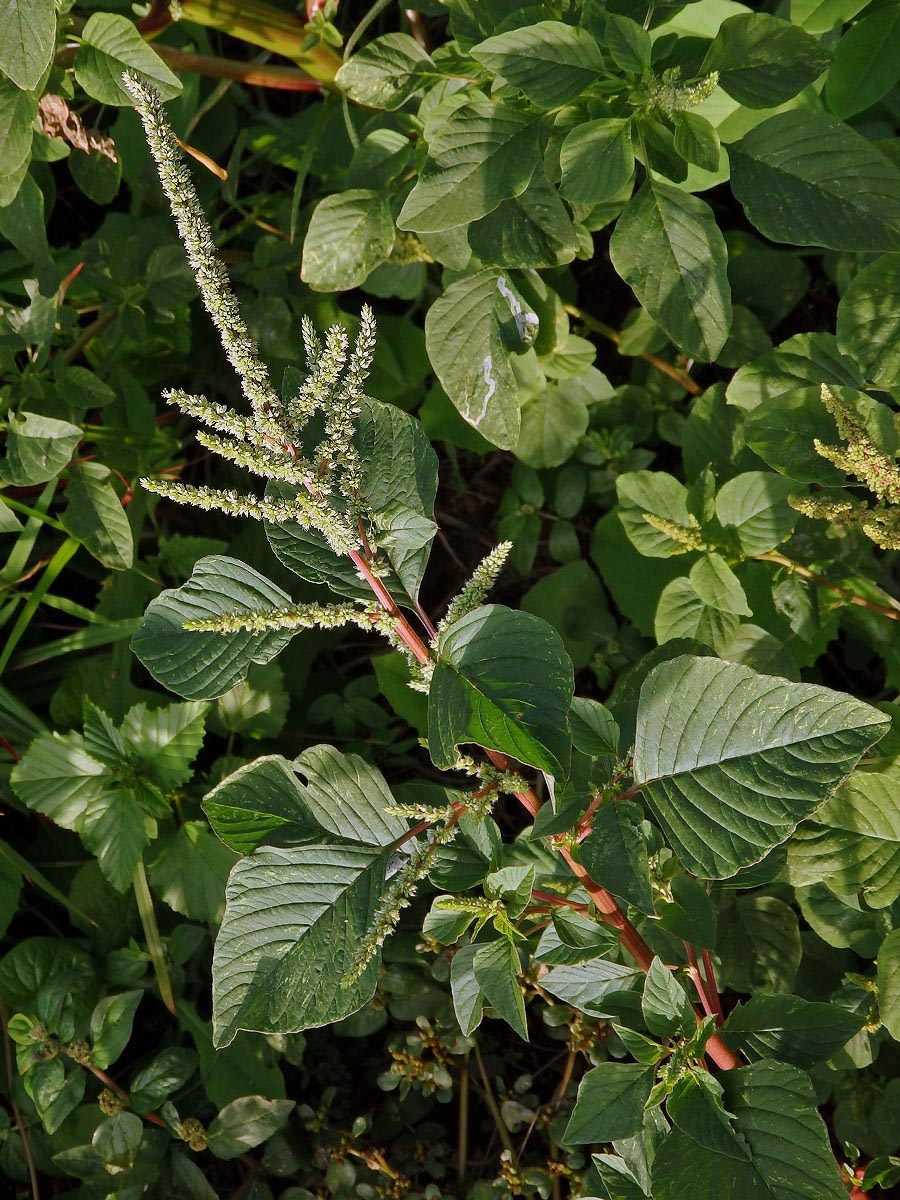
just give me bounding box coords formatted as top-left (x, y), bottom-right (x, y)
top-left (701, 949), bottom-right (725, 1025)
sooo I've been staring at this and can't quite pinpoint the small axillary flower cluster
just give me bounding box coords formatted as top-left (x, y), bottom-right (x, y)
top-left (790, 384), bottom-right (900, 549)
top-left (643, 67), bottom-right (719, 116)
top-left (408, 541), bottom-right (513, 692)
top-left (123, 72), bottom-right (370, 560)
top-left (642, 512), bottom-right (710, 552)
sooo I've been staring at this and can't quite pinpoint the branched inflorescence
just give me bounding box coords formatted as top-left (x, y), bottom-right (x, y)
top-left (791, 384), bottom-right (900, 549)
top-left (123, 72), bottom-right (373, 560)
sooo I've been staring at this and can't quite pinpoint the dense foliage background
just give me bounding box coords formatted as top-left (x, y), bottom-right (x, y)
top-left (3, 0), bottom-right (900, 1197)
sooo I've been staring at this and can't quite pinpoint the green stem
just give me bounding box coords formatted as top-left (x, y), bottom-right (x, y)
top-left (0, 496), bottom-right (68, 534)
top-left (0, 480), bottom-right (57, 586)
top-left (176, 0), bottom-right (341, 81)
top-left (472, 1038), bottom-right (516, 1158)
top-left (0, 537), bottom-right (79, 677)
top-left (132, 860), bottom-right (176, 1015)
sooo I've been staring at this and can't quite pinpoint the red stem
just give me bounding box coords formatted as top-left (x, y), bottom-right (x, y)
top-left (685, 943), bottom-right (716, 1020)
top-left (701, 949), bottom-right (726, 1025)
top-left (347, 547), bottom-right (742, 1071)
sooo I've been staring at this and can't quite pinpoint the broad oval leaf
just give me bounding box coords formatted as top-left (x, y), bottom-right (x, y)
top-left (730, 110), bottom-right (900, 251)
top-left (335, 32), bottom-right (435, 110)
top-left (702, 12), bottom-right (831, 109)
top-left (212, 843), bottom-right (389, 1046)
top-left (610, 180), bottom-right (732, 362)
top-left (74, 13), bottom-right (182, 106)
top-left (633, 655), bottom-right (889, 878)
top-left (471, 21), bottom-right (603, 109)
top-left (652, 1061), bottom-right (848, 1200)
top-left (714, 471), bottom-right (798, 556)
top-left (559, 118), bottom-right (634, 206)
top-left (825, 3), bottom-right (900, 119)
top-left (0, 411), bottom-right (81, 486)
top-left (203, 747), bottom-right (404, 854)
top-left (398, 96), bottom-right (539, 233)
top-left (788, 771), bottom-right (900, 908)
top-left (301, 189), bottom-right (395, 292)
top-left (721, 993), bottom-right (864, 1068)
top-left (425, 269), bottom-right (536, 449)
top-left (428, 604), bottom-right (573, 781)
top-left (132, 556), bottom-right (295, 701)
top-left (0, 0), bottom-right (55, 91)
top-left (836, 253), bottom-right (900, 390)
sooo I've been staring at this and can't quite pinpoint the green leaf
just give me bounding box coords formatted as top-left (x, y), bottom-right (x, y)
top-left (666, 1071), bottom-right (745, 1160)
top-left (450, 944), bottom-right (484, 1035)
top-left (207, 1095), bottom-right (295, 1160)
top-left (569, 697), bottom-right (619, 758)
top-left (301, 190), bottom-right (395, 292)
top-left (132, 556), bottom-right (295, 701)
top-left (149, 822), bottom-right (238, 924)
top-left (473, 938), bottom-right (527, 1039)
top-left (720, 993), bottom-right (864, 1068)
top-left (428, 604), bottom-right (573, 780)
top-left (616, 471), bottom-right (696, 558)
top-left (715, 471), bottom-right (798, 555)
top-left (559, 119), bottom-right (634, 205)
top-left (212, 844), bottom-right (390, 1045)
top-left (398, 96), bottom-right (539, 232)
top-left (654, 577), bottom-right (739, 653)
top-left (702, 12), bottom-right (831, 108)
top-left (605, 14), bottom-right (652, 75)
top-left (267, 397), bottom-right (437, 603)
top-left (652, 1061), bottom-right (848, 1200)
top-left (792, 0), bottom-right (870, 33)
top-left (878, 929), bottom-right (900, 1042)
top-left (541, 959), bottom-right (642, 1016)
top-left (129, 1047), bottom-right (199, 1113)
top-left (10, 732), bottom-right (109, 830)
top-left (61, 462), bottom-right (134, 570)
top-left (93, 1110), bottom-right (144, 1168)
top-left (0, 411), bottom-right (81, 486)
top-left (836, 253), bottom-right (900, 390)
top-left (214, 662), bottom-right (289, 740)
top-left (633, 655), bottom-right (888, 878)
top-left (562, 1063), bottom-right (654, 1145)
top-left (74, 13), bottom-right (182, 106)
top-left (727, 332), bottom-right (863, 412)
top-left (81, 789), bottom-right (153, 892)
top-left (425, 268), bottom-right (536, 449)
top-left (0, 79), bottom-right (36, 206)
top-left (471, 21), bottom-right (603, 108)
top-left (121, 700), bottom-right (208, 790)
top-left (90, 990), bottom-right (142, 1069)
top-left (642, 958), bottom-right (695, 1039)
top-left (672, 112), bottom-right (721, 173)
top-left (730, 110), bottom-right (900, 251)
top-left (743, 386), bottom-right (849, 485)
top-left (204, 746), bottom-right (404, 855)
top-left (335, 32), bottom-right (435, 110)
top-left (788, 771), bottom-right (900, 908)
top-left (27, 1060), bottom-right (85, 1134)
top-left (610, 179), bottom-right (732, 362)
top-left (825, 3), bottom-right (900, 118)
top-left (690, 554), bottom-right (751, 617)
top-left (0, 0), bottom-right (55, 90)
top-left (581, 801), bottom-right (653, 912)
top-left (468, 169), bottom-right (579, 269)
top-left (656, 874), bottom-right (717, 949)
top-left (718, 895), bottom-right (801, 994)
